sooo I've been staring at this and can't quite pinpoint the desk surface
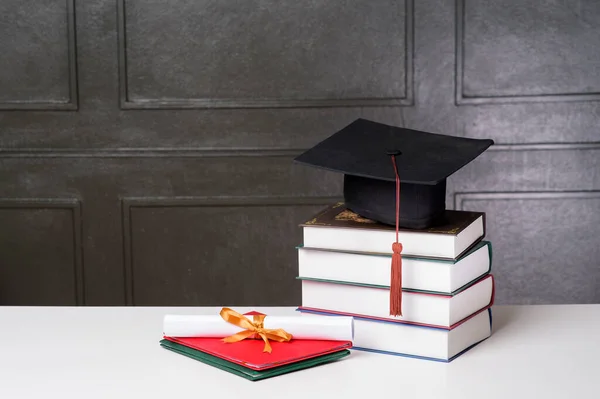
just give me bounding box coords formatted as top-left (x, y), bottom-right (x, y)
top-left (0, 305), bottom-right (598, 398)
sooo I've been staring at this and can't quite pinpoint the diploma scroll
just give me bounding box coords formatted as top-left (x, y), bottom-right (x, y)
top-left (163, 313), bottom-right (353, 342)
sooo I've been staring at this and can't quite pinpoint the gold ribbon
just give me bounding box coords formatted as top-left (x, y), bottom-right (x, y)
top-left (220, 307), bottom-right (293, 353)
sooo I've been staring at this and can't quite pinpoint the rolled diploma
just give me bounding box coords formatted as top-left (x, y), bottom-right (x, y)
top-left (163, 314), bottom-right (353, 342)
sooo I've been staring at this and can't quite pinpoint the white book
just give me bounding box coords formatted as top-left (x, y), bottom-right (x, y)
top-left (298, 241), bottom-right (491, 295)
top-left (301, 204), bottom-right (486, 260)
top-left (299, 308), bottom-right (492, 362)
top-left (300, 274), bottom-right (494, 328)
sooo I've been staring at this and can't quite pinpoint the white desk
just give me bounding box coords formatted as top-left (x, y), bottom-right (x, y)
top-left (0, 305), bottom-right (598, 398)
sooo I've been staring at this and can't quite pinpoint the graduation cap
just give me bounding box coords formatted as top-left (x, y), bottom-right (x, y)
top-left (294, 118), bottom-right (494, 229)
top-left (294, 118), bottom-right (494, 316)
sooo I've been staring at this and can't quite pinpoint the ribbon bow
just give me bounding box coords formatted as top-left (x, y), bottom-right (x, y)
top-left (220, 307), bottom-right (293, 353)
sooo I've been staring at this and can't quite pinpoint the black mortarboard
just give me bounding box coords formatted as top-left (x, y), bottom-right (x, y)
top-left (294, 118), bottom-right (494, 230)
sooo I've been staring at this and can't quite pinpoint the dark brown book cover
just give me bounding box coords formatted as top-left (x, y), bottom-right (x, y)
top-left (301, 202), bottom-right (486, 236)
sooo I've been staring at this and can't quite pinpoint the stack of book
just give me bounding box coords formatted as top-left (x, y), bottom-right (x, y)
top-left (296, 202), bottom-right (495, 362)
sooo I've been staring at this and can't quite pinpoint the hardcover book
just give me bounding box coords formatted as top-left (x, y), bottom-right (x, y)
top-left (300, 274), bottom-right (495, 328)
top-left (297, 308), bottom-right (492, 362)
top-left (297, 240), bottom-right (492, 295)
top-left (301, 203), bottom-right (486, 260)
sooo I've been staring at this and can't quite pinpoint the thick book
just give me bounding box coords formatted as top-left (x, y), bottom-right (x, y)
top-left (300, 274), bottom-right (495, 329)
top-left (298, 240), bottom-right (492, 295)
top-left (297, 308), bottom-right (492, 362)
top-left (160, 339), bottom-right (350, 381)
top-left (301, 203), bottom-right (485, 260)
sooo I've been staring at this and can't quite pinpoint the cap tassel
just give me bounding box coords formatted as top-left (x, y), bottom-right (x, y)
top-left (389, 154), bottom-right (403, 317)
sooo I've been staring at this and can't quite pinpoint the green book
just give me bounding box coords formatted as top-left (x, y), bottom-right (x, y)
top-left (297, 240), bottom-right (492, 296)
top-left (160, 339), bottom-right (350, 381)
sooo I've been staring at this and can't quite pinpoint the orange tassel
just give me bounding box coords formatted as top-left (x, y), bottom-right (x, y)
top-left (390, 242), bottom-right (403, 316)
top-left (389, 152), bottom-right (403, 317)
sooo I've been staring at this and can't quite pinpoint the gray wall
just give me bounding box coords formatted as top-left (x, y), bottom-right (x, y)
top-left (1, 0), bottom-right (599, 306)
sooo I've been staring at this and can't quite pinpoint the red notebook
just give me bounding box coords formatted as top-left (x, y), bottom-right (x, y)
top-left (163, 336), bottom-right (352, 371)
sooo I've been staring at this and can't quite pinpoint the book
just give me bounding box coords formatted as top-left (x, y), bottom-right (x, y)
top-left (297, 308), bottom-right (492, 362)
top-left (301, 203), bottom-right (485, 260)
top-left (160, 339), bottom-right (350, 381)
top-left (300, 274), bottom-right (495, 328)
top-left (297, 240), bottom-right (492, 295)
top-left (162, 335), bottom-right (352, 370)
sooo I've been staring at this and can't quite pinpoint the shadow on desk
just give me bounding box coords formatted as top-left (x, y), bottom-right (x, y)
top-left (491, 306), bottom-right (517, 335)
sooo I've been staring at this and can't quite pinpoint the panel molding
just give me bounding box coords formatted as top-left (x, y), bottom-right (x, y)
top-left (117, 0), bottom-right (414, 109)
top-left (121, 196), bottom-right (342, 305)
top-left (0, 198), bottom-right (84, 304)
top-left (0, 147), bottom-right (306, 158)
top-left (455, 0), bottom-right (600, 105)
top-left (454, 191), bottom-right (600, 210)
top-left (3, 142), bottom-right (600, 158)
top-left (0, 0), bottom-right (78, 111)
top-left (488, 143), bottom-right (600, 152)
